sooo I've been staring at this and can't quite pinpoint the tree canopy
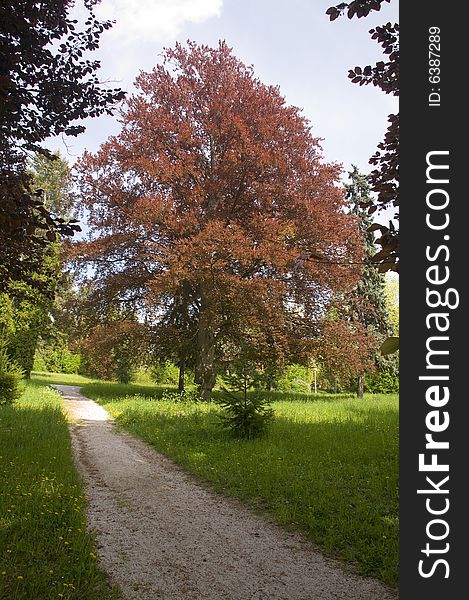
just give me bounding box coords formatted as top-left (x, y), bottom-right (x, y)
top-left (71, 40), bottom-right (365, 399)
top-left (345, 166), bottom-right (391, 334)
top-left (0, 0), bottom-right (125, 293)
top-left (0, 0), bottom-right (124, 155)
top-left (1, 153), bottom-right (76, 376)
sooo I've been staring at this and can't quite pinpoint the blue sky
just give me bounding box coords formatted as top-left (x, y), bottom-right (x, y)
top-left (48, 0), bottom-right (398, 215)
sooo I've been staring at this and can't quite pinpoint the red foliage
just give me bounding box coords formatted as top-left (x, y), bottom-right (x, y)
top-left (78, 320), bottom-right (147, 381)
top-left (73, 41), bottom-right (364, 398)
top-left (315, 320), bottom-right (378, 388)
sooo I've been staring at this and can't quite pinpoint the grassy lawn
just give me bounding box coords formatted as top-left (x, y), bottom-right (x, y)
top-left (0, 380), bottom-right (121, 600)
top-left (82, 382), bottom-right (399, 587)
top-left (31, 371), bottom-right (98, 386)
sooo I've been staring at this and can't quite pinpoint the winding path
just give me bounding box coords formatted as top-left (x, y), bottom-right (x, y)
top-left (54, 385), bottom-right (398, 600)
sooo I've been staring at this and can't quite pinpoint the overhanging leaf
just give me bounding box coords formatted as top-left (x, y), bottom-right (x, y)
top-left (380, 336), bottom-right (399, 355)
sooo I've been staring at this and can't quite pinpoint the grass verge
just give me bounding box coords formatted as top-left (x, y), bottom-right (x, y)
top-left (31, 371), bottom-right (98, 386)
top-left (83, 382), bottom-right (399, 587)
top-left (0, 380), bottom-right (121, 600)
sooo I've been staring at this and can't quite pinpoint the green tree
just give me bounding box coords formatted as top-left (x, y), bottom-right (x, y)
top-left (1, 250), bottom-right (58, 380)
top-left (0, 294), bottom-right (15, 341)
top-left (4, 154), bottom-right (74, 377)
top-left (384, 274), bottom-right (399, 335)
top-left (0, 343), bottom-right (24, 406)
top-left (275, 364), bottom-right (316, 394)
top-left (6, 245), bottom-right (60, 377)
top-left (0, 0), bottom-right (124, 294)
top-left (344, 166), bottom-right (398, 395)
top-left (218, 347), bottom-right (275, 439)
top-left (27, 154), bottom-right (85, 374)
top-left (346, 167), bottom-right (390, 331)
top-left (29, 152), bottom-right (74, 218)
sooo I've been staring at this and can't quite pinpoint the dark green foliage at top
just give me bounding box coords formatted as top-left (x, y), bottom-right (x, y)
top-left (0, 0), bottom-right (124, 294)
top-left (0, 1), bottom-right (125, 154)
top-left (327, 1), bottom-right (399, 272)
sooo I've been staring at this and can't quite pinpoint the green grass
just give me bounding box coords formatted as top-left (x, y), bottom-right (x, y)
top-left (82, 381), bottom-right (399, 587)
top-left (80, 381), bottom-right (173, 400)
top-left (31, 371), bottom-right (98, 386)
top-left (0, 380), bottom-right (121, 600)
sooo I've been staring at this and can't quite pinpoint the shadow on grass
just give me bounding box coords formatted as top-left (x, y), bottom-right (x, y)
top-left (81, 380), bottom-right (370, 405)
top-left (0, 392), bottom-right (121, 599)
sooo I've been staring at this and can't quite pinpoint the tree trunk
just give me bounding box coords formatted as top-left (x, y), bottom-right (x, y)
top-left (195, 327), bottom-right (216, 400)
top-left (357, 374), bottom-right (364, 398)
top-left (178, 359), bottom-right (185, 393)
top-left (195, 293), bottom-right (216, 401)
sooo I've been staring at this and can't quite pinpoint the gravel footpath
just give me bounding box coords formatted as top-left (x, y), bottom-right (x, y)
top-left (54, 385), bottom-right (398, 600)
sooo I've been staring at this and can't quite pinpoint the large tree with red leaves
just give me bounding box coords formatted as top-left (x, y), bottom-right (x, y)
top-left (314, 319), bottom-right (377, 392)
top-left (72, 41), bottom-right (364, 399)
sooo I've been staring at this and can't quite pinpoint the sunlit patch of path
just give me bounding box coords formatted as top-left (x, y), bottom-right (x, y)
top-left (54, 385), bottom-right (398, 600)
top-left (55, 385), bottom-right (110, 421)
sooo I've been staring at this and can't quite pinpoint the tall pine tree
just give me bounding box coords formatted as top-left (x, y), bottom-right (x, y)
top-left (344, 166), bottom-right (398, 396)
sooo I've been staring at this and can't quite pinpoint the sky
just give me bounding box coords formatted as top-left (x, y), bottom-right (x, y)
top-left (47, 0), bottom-right (399, 221)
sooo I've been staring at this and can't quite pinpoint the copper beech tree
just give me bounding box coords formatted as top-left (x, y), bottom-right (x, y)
top-left (72, 41), bottom-right (365, 399)
top-left (314, 320), bottom-right (376, 392)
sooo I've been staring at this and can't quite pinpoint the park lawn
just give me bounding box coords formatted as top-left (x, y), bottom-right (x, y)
top-left (0, 380), bottom-right (121, 600)
top-left (31, 371), bottom-right (98, 386)
top-left (83, 382), bottom-right (399, 587)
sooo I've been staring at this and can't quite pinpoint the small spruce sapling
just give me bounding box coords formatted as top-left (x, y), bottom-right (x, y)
top-left (218, 358), bottom-right (274, 439)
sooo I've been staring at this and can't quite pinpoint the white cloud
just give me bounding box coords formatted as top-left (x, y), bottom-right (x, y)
top-left (95, 0), bottom-right (223, 44)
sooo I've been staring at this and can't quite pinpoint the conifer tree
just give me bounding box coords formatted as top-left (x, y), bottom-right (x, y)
top-left (344, 166), bottom-right (398, 395)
